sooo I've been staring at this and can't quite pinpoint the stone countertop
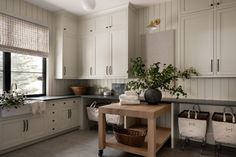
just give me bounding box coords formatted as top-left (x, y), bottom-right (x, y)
top-left (29, 95), bottom-right (236, 106)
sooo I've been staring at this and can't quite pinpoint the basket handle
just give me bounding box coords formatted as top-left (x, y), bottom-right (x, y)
top-left (223, 107), bottom-right (235, 123)
top-left (90, 101), bottom-right (97, 108)
top-left (187, 109), bottom-right (198, 119)
top-left (193, 104), bottom-right (201, 112)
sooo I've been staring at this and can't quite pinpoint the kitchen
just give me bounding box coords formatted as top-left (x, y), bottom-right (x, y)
top-left (0, 0), bottom-right (236, 157)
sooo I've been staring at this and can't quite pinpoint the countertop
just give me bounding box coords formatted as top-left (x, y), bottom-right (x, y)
top-left (30, 95), bottom-right (236, 106)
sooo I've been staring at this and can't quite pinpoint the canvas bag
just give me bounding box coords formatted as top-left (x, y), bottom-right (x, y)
top-left (87, 101), bottom-right (99, 122)
top-left (212, 107), bottom-right (236, 145)
top-left (178, 105), bottom-right (208, 140)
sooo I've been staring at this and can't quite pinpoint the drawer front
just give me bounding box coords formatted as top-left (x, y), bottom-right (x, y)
top-left (48, 101), bottom-right (62, 109)
top-left (48, 117), bottom-right (58, 125)
top-left (48, 125), bottom-right (59, 134)
top-left (61, 99), bottom-right (78, 109)
top-left (48, 110), bottom-right (58, 118)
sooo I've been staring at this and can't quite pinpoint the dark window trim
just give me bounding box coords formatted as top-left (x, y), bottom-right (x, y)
top-left (2, 52), bottom-right (46, 97)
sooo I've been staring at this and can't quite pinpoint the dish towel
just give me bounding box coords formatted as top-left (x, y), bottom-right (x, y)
top-left (31, 101), bottom-right (46, 114)
top-left (119, 91), bottom-right (140, 105)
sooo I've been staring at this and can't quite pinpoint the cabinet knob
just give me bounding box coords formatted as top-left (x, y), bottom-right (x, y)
top-left (89, 30), bottom-right (93, 32)
top-left (64, 28), bottom-right (67, 30)
top-left (52, 104), bottom-right (55, 106)
top-left (217, 2), bottom-right (220, 5)
top-left (52, 128), bottom-right (55, 130)
top-left (73, 101), bottom-right (76, 103)
top-left (109, 26), bottom-right (112, 28)
top-left (52, 112), bottom-right (55, 114)
top-left (64, 102), bottom-right (66, 104)
top-left (52, 120), bottom-right (55, 122)
top-left (210, 3), bottom-right (214, 6)
top-left (106, 26), bottom-right (108, 29)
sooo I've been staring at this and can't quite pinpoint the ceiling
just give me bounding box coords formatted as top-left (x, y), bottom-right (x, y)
top-left (24, 0), bottom-right (170, 16)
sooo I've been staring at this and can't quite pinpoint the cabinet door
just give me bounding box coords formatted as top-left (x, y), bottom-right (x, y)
top-left (95, 32), bottom-right (110, 77)
top-left (1, 119), bottom-right (24, 149)
top-left (110, 10), bottom-right (127, 30)
top-left (69, 108), bottom-right (79, 128)
top-left (180, 0), bottom-right (214, 14)
top-left (109, 29), bottom-right (128, 77)
top-left (181, 11), bottom-right (214, 76)
top-left (25, 115), bottom-right (47, 140)
top-left (78, 19), bottom-right (95, 35)
top-left (63, 32), bottom-right (78, 79)
top-left (79, 35), bottom-right (95, 78)
top-left (96, 15), bottom-right (110, 32)
top-left (216, 7), bottom-right (236, 76)
top-left (60, 109), bottom-right (70, 130)
top-left (217, 0), bottom-right (236, 8)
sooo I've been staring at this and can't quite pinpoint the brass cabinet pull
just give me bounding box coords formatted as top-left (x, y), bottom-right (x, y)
top-left (217, 59), bottom-right (220, 72)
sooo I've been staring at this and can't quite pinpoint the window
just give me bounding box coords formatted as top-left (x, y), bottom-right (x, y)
top-left (0, 51), bottom-right (46, 96)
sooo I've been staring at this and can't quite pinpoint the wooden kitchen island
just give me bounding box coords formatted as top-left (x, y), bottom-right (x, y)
top-left (98, 103), bottom-right (171, 157)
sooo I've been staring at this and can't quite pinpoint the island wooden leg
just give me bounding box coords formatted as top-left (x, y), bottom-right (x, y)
top-left (147, 118), bottom-right (157, 157)
top-left (98, 112), bottom-right (106, 156)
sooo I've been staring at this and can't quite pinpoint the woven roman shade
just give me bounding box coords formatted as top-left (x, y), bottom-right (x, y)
top-left (0, 13), bottom-right (49, 57)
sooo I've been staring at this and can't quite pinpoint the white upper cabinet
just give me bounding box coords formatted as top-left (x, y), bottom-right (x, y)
top-left (180, 0), bottom-right (236, 77)
top-left (216, 6), bottom-right (236, 76)
top-left (181, 11), bottom-right (214, 76)
top-left (95, 31), bottom-right (110, 77)
top-left (79, 35), bottom-right (95, 78)
top-left (180, 0), bottom-right (214, 14)
top-left (78, 6), bottom-right (136, 79)
top-left (216, 0), bottom-right (236, 8)
top-left (180, 0), bottom-right (236, 14)
top-left (55, 11), bottom-right (78, 79)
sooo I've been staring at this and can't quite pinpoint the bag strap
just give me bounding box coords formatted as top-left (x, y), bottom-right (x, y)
top-left (223, 107), bottom-right (235, 123)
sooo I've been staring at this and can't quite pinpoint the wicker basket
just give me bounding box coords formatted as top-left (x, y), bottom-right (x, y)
top-left (71, 86), bottom-right (88, 95)
top-left (113, 128), bottom-right (147, 147)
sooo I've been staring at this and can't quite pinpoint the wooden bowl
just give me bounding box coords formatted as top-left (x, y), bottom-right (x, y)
top-left (71, 86), bottom-right (88, 95)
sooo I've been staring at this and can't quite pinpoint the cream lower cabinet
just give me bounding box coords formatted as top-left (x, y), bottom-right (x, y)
top-left (0, 115), bottom-right (47, 150)
top-left (0, 98), bottom-right (81, 152)
top-left (47, 99), bottom-right (80, 134)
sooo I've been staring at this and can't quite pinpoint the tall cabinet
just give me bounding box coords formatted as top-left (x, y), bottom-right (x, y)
top-left (180, 0), bottom-right (236, 77)
top-left (78, 6), bottom-right (136, 79)
top-left (55, 11), bottom-right (78, 79)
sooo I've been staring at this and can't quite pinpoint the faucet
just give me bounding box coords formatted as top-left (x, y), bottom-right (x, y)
top-left (11, 83), bottom-right (17, 92)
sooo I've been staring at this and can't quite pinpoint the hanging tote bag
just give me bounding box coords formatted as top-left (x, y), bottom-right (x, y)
top-left (178, 105), bottom-right (210, 140)
top-left (87, 101), bottom-right (99, 122)
top-left (212, 107), bottom-right (236, 145)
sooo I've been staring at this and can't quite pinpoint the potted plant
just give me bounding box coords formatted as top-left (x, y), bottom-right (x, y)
top-left (127, 57), bottom-right (198, 104)
top-left (0, 91), bottom-right (28, 117)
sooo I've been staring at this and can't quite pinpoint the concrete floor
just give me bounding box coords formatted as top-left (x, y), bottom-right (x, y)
top-left (1, 130), bottom-right (236, 157)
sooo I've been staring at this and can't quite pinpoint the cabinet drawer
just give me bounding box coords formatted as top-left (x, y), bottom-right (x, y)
top-left (48, 118), bottom-right (58, 125)
top-left (48, 126), bottom-right (59, 134)
top-left (61, 100), bottom-right (78, 108)
top-left (48, 102), bottom-right (61, 109)
top-left (48, 110), bottom-right (58, 117)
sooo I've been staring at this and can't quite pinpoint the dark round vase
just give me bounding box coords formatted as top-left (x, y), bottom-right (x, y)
top-left (144, 89), bottom-right (162, 105)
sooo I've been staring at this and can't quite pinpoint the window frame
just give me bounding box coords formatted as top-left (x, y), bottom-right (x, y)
top-left (2, 52), bottom-right (46, 97)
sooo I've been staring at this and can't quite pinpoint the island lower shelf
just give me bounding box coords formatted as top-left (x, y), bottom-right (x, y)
top-left (106, 127), bottom-right (171, 156)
